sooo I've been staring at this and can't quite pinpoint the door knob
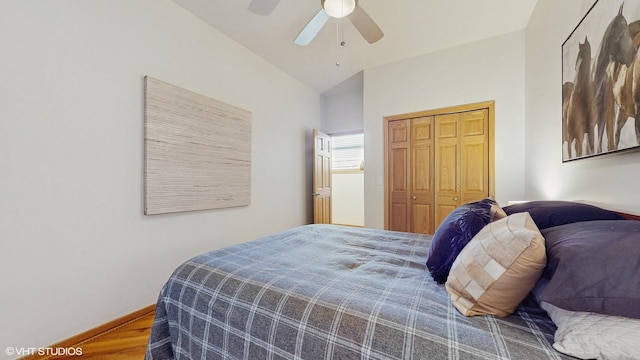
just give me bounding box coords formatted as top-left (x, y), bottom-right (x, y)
top-left (412, 196), bottom-right (417, 200)
top-left (453, 197), bottom-right (458, 201)
top-left (312, 192), bottom-right (320, 196)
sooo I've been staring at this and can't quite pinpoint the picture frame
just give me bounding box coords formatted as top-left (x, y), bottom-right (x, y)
top-left (562, 0), bottom-right (640, 162)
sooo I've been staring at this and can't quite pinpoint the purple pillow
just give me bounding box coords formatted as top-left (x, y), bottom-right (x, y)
top-left (540, 220), bottom-right (640, 318)
top-left (503, 201), bottom-right (622, 230)
top-left (426, 199), bottom-right (496, 283)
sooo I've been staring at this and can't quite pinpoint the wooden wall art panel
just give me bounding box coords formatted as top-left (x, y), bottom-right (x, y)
top-left (144, 76), bottom-right (251, 215)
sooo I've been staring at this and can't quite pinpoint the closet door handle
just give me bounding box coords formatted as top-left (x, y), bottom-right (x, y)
top-left (412, 196), bottom-right (417, 200)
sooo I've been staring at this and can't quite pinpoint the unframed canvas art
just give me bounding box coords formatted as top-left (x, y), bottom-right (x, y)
top-left (144, 77), bottom-right (251, 215)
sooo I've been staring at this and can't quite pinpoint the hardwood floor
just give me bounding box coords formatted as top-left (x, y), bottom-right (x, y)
top-left (65, 311), bottom-right (153, 359)
top-left (21, 307), bottom-right (154, 360)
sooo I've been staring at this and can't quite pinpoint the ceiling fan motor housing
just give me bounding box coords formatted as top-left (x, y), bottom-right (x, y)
top-left (321, 0), bottom-right (357, 18)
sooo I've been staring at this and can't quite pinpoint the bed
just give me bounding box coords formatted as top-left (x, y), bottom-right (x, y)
top-left (146, 200), bottom-right (640, 360)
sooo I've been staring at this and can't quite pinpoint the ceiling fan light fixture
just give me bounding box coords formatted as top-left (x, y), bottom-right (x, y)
top-left (322, 0), bottom-right (356, 18)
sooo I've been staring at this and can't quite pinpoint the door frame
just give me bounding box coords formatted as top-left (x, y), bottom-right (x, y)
top-left (383, 100), bottom-right (496, 230)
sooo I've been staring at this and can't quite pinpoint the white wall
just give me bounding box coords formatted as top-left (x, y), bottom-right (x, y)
top-left (323, 89), bottom-right (364, 134)
top-left (332, 172), bottom-right (365, 226)
top-left (0, 0), bottom-right (322, 355)
top-left (363, 31), bottom-right (527, 229)
top-left (525, 0), bottom-right (640, 214)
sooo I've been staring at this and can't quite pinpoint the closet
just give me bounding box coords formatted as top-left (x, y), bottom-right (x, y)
top-left (384, 101), bottom-right (495, 234)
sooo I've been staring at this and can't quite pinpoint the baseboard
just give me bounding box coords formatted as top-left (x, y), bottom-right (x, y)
top-left (18, 304), bottom-right (155, 360)
top-left (331, 223), bottom-right (365, 228)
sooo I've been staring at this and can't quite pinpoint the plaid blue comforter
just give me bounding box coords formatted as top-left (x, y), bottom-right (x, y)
top-left (146, 224), bottom-right (569, 360)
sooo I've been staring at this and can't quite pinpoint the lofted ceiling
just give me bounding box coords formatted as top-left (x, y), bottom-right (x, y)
top-left (172, 0), bottom-right (539, 94)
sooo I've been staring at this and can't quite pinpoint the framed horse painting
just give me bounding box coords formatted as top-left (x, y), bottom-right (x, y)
top-left (562, 0), bottom-right (640, 161)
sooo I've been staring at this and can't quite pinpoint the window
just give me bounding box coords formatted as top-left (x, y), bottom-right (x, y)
top-left (331, 133), bottom-right (364, 171)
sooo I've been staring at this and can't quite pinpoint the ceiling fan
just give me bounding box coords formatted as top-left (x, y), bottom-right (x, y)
top-left (248, 0), bottom-right (384, 46)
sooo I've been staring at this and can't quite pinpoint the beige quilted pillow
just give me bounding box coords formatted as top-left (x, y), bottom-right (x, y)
top-left (445, 212), bottom-right (546, 317)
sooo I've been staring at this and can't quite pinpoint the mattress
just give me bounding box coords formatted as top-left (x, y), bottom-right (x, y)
top-left (146, 224), bottom-right (569, 359)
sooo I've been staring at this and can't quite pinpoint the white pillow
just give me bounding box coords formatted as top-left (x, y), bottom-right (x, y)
top-left (541, 301), bottom-right (640, 359)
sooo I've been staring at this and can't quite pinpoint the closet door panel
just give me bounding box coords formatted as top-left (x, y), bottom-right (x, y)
top-left (411, 117), bottom-right (434, 234)
top-left (435, 114), bottom-right (460, 227)
top-left (388, 120), bottom-right (411, 232)
top-left (461, 110), bottom-right (489, 204)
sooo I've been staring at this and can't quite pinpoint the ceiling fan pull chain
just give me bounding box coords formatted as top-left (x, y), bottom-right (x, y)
top-left (336, 20), bottom-right (341, 66)
top-left (335, 19), bottom-right (347, 67)
top-left (340, 17), bottom-right (346, 47)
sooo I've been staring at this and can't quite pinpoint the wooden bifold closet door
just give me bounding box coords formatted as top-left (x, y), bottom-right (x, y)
top-left (387, 117), bottom-right (434, 234)
top-left (384, 102), bottom-right (494, 234)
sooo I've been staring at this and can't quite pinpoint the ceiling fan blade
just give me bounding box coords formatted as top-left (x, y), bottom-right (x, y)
top-left (248, 0), bottom-right (280, 16)
top-left (349, 5), bottom-right (383, 44)
top-left (295, 9), bottom-right (330, 46)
